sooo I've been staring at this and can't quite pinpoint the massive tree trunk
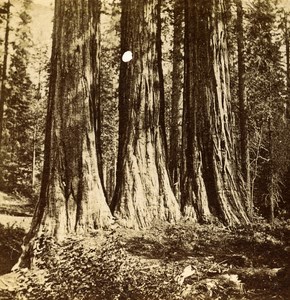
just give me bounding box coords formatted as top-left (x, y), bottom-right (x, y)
top-left (182, 0), bottom-right (250, 225)
top-left (16, 0), bottom-right (112, 268)
top-left (181, 0), bottom-right (212, 221)
top-left (236, 0), bottom-right (252, 219)
top-left (111, 0), bottom-right (181, 229)
top-left (169, 0), bottom-right (184, 201)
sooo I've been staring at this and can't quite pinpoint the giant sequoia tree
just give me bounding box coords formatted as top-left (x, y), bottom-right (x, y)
top-left (181, 0), bottom-right (250, 225)
top-left (111, 0), bottom-right (180, 228)
top-left (17, 0), bottom-right (112, 268)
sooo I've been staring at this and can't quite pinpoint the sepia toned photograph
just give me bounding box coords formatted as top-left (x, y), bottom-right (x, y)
top-left (0, 0), bottom-right (289, 299)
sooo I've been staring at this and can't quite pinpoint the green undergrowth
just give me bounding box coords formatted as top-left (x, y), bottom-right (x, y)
top-left (1, 221), bottom-right (290, 300)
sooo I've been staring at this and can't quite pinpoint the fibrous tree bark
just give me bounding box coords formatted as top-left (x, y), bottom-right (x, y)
top-left (236, 0), bottom-right (252, 219)
top-left (16, 0), bottom-right (112, 268)
top-left (182, 0), bottom-right (250, 225)
top-left (181, 0), bottom-right (211, 221)
top-left (111, 0), bottom-right (181, 229)
top-left (169, 0), bottom-right (184, 201)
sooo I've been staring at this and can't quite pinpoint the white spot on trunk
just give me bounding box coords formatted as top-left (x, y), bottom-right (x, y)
top-left (122, 51), bottom-right (133, 62)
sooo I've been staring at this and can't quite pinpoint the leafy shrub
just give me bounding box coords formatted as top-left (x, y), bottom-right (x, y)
top-left (8, 222), bottom-right (290, 299)
top-left (15, 232), bottom-right (184, 300)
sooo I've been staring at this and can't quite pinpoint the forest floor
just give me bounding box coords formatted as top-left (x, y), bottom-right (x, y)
top-left (0, 193), bottom-right (289, 299)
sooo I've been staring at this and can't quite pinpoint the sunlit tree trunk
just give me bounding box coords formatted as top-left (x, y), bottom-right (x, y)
top-left (182, 0), bottom-right (250, 225)
top-left (16, 0), bottom-right (112, 268)
top-left (111, 0), bottom-right (181, 229)
top-left (169, 0), bottom-right (184, 202)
